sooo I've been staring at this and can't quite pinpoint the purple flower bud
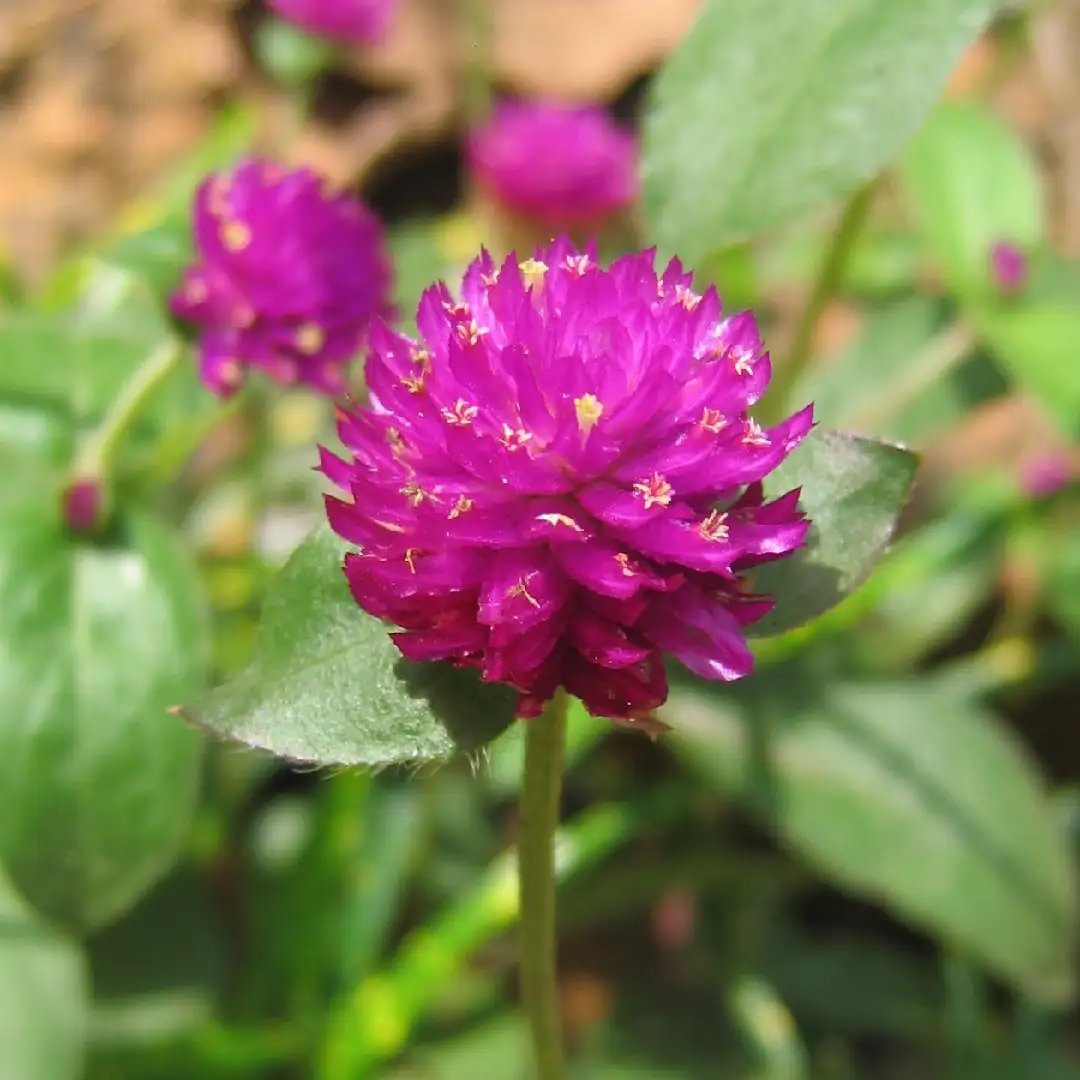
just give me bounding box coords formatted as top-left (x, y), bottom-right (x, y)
top-left (321, 240), bottom-right (814, 723)
top-left (467, 101), bottom-right (639, 229)
top-left (171, 158), bottom-right (394, 398)
top-left (63, 479), bottom-right (102, 534)
top-left (1021, 453), bottom-right (1072, 498)
top-left (266, 0), bottom-right (393, 44)
top-left (990, 241), bottom-right (1027, 295)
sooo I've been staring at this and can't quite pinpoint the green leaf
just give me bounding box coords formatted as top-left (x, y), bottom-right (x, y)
top-left (665, 673), bottom-right (1077, 1004)
top-left (183, 526), bottom-right (517, 767)
top-left (104, 219), bottom-right (192, 305)
top-left (901, 101), bottom-right (1045, 300)
top-left (978, 304), bottom-right (1080, 439)
top-left (0, 508), bottom-right (208, 931)
top-left (643, 0), bottom-right (998, 260)
top-left (747, 429), bottom-right (918, 637)
top-left (0, 262), bottom-right (182, 432)
top-left (0, 865), bottom-right (88, 1080)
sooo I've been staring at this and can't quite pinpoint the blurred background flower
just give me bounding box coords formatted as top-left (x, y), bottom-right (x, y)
top-left (170, 158), bottom-right (393, 397)
top-left (266, 0), bottom-right (394, 45)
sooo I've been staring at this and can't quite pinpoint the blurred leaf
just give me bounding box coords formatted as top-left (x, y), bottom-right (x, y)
top-left (666, 674), bottom-right (1077, 1004)
top-left (318, 791), bottom-right (691, 1078)
top-left (747, 429), bottom-right (918, 637)
top-left (183, 526), bottom-right (517, 767)
top-left (389, 219), bottom-right (463, 334)
top-left (0, 507), bottom-right (208, 931)
top-left (104, 219), bottom-right (192, 305)
top-left (755, 920), bottom-right (943, 1039)
top-left (255, 17), bottom-right (336, 88)
top-left (1, 261), bottom-right (184, 441)
top-left (156, 103), bottom-right (258, 214)
top-left (0, 311), bottom-right (154, 420)
top-left (795, 298), bottom-right (936, 429)
top-left (855, 505), bottom-right (1002, 667)
top-left (337, 783), bottom-right (423, 983)
top-left (729, 975), bottom-right (808, 1080)
top-left (643, 0), bottom-right (997, 260)
top-left (87, 869), bottom-right (223, 1000)
top-left (0, 865), bottom-right (88, 1080)
top-left (382, 1016), bottom-right (528, 1080)
top-left (760, 227), bottom-right (922, 301)
top-left (0, 397), bottom-right (74, 468)
top-left (901, 100), bottom-right (1044, 300)
top-left (1050, 529), bottom-right (1080, 644)
top-left (794, 298), bottom-right (1005, 444)
top-left (978, 305), bottom-right (1080, 439)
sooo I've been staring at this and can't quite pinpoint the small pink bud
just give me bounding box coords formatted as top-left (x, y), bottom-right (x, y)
top-left (990, 241), bottom-right (1027, 295)
top-left (62, 479), bottom-right (102, 534)
top-left (1021, 453), bottom-right (1072, 498)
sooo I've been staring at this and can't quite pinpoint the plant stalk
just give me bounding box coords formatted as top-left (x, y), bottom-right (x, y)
top-left (518, 690), bottom-right (568, 1080)
top-left (74, 338), bottom-right (184, 480)
top-left (764, 181), bottom-right (877, 424)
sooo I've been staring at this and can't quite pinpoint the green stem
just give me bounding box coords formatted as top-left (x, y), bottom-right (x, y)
top-left (763, 181), bottom-right (876, 425)
top-left (74, 338), bottom-right (183, 480)
top-left (461, 0), bottom-right (494, 129)
top-left (518, 690), bottom-right (568, 1080)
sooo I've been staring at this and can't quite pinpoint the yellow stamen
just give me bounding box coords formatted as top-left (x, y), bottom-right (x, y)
top-left (574, 393), bottom-right (604, 435)
top-left (698, 510), bottom-right (730, 543)
top-left (633, 473), bottom-right (673, 510)
top-left (448, 495), bottom-right (474, 519)
top-left (519, 258), bottom-right (548, 291)
top-left (700, 407), bottom-right (727, 434)
top-left (221, 220), bottom-right (251, 252)
top-left (296, 323), bottom-right (325, 355)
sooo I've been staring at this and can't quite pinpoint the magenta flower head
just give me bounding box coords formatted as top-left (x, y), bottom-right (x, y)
top-left (171, 158), bottom-right (393, 398)
top-left (467, 101), bottom-right (638, 229)
top-left (321, 240), bottom-right (814, 723)
top-left (266, 0), bottom-right (393, 44)
top-left (990, 240), bottom-right (1028, 295)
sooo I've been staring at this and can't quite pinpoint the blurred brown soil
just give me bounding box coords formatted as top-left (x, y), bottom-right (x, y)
top-left (0, 0), bottom-right (699, 284)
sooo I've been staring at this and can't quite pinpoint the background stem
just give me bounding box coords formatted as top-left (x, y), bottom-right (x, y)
top-left (763, 181), bottom-right (876, 424)
top-left (518, 691), bottom-right (568, 1080)
top-left (75, 338), bottom-right (183, 480)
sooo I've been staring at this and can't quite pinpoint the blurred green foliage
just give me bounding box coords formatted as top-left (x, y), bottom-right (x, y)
top-left (2, 2), bottom-right (1080, 1079)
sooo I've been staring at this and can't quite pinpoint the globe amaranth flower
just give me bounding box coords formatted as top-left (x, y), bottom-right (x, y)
top-left (467, 101), bottom-right (638, 229)
top-left (171, 158), bottom-right (393, 398)
top-left (266, 0), bottom-right (393, 44)
top-left (322, 239), bottom-right (814, 722)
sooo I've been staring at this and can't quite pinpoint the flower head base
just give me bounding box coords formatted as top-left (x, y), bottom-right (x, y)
top-left (171, 158), bottom-right (393, 398)
top-left (266, 0), bottom-right (393, 44)
top-left (467, 101), bottom-right (638, 229)
top-left (322, 240), bottom-right (814, 722)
